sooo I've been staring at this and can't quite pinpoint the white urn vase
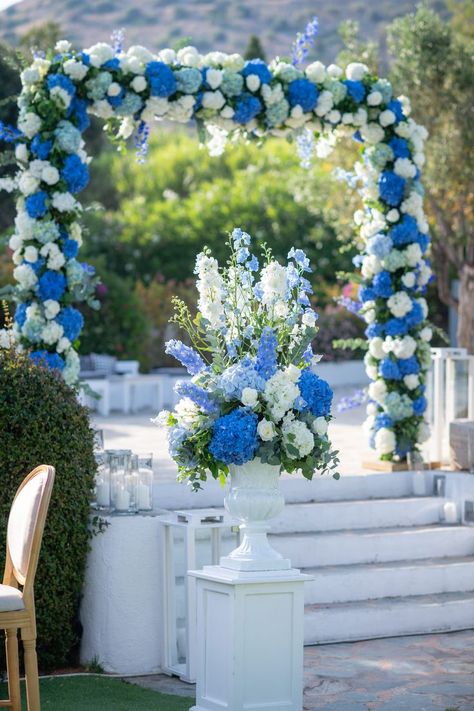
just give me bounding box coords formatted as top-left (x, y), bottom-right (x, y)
top-left (220, 458), bottom-right (291, 572)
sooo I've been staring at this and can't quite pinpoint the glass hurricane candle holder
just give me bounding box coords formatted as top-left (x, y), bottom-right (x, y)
top-left (109, 450), bottom-right (135, 514)
top-left (94, 451), bottom-right (112, 511)
top-left (133, 453), bottom-right (153, 511)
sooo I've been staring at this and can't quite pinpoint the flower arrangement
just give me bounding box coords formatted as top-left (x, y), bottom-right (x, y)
top-left (155, 229), bottom-right (339, 490)
top-left (0, 26), bottom-right (432, 459)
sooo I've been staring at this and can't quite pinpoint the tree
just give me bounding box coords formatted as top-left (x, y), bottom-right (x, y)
top-left (388, 6), bottom-right (474, 350)
top-left (18, 21), bottom-right (62, 58)
top-left (244, 35), bottom-right (266, 61)
top-left (0, 42), bottom-right (22, 232)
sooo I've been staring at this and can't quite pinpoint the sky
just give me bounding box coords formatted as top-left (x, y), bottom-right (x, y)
top-left (0, 0), bottom-right (22, 10)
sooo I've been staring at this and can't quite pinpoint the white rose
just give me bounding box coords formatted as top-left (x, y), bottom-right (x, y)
top-left (18, 172), bottom-right (39, 196)
top-left (52, 192), bottom-right (78, 213)
top-left (13, 264), bottom-right (37, 289)
top-left (375, 427), bottom-right (396, 455)
top-left (15, 143), bottom-right (28, 163)
top-left (241, 387), bottom-right (259, 408)
top-left (360, 122), bottom-right (385, 144)
top-left (306, 61), bottom-right (326, 83)
top-left (387, 291), bottom-right (412, 318)
top-left (369, 337), bottom-right (385, 360)
top-left (386, 209), bottom-right (399, 223)
top-left (41, 165), bottom-right (60, 185)
top-left (367, 91), bottom-right (382, 106)
top-left (223, 53), bottom-right (245, 71)
top-left (202, 91), bottom-right (226, 110)
top-left (177, 46), bottom-right (200, 67)
top-left (131, 76), bottom-right (147, 93)
top-left (312, 417), bottom-right (328, 436)
top-left (394, 158), bottom-right (416, 179)
top-left (9, 234), bottom-right (22, 251)
top-left (314, 90), bottom-right (334, 117)
top-left (246, 74), bottom-right (260, 92)
top-left (366, 364), bottom-right (378, 380)
top-left (257, 418), bottom-right (276, 441)
top-left (327, 109), bottom-right (341, 124)
top-left (63, 59), bottom-right (89, 81)
top-left (379, 110), bottom-right (396, 127)
top-left (85, 42), bottom-right (114, 68)
top-left (207, 68), bottom-right (223, 89)
top-left (159, 48), bottom-right (176, 64)
top-left (43, 299), bottom-right (60, 319)
top-left (55, 40), bottom-right (71, 53)
top-left (404, 243), bottom-right (422, 268)
top-left (368, 379), bottom-right (387, 404)
top-left (41, 320), bottom-right (64, 345)
top-left (420, 327), bottom-right (433, 342)
top-left (402, 272), bottom-right (416, 289)
top-left (346, 62), bottom-right (368, 81)
top-left (107, 82), bottom-right (122, 97)
top-left (24, 245), bottom-right (38, 263)
top-left (327, 64), bottom-right (343, 79)
top-left (404, 374), bottom-right (419, 390)
top-left (367, 402), bottom-right (378, 416)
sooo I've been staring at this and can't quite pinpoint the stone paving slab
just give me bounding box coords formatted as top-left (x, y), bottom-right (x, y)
top-left (125, 630), bottom-right (474, 710)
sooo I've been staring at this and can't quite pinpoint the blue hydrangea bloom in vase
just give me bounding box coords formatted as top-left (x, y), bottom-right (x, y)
top-left (155, 229), bottom-right (339, 571)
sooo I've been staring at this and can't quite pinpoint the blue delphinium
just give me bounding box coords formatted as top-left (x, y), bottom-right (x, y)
top-left (288, 247), bottom-right (311, 272)
top-left (256, 327), bottom-right (278, 380)
top-left (37, 271), bottom-right (67, 301)
top-left (234, 94), bottom-right (262, 124)
top-left (145, 61), bottom-right (177, 97)
top-left (175, 67), bottom-right (202, 94)
top-left (291, 15), bottom-right (319, 66)
top-left (61, 154), bottom-right (89, 193)
top-left (298, 369), bottom-right (333, 417)
top-left (412, 395), bottom-right (427, 415)
top-left (343, 80), bottom-right (366, 103)
top-left (56, 306), bottom-right (84, 341)
top-left (379, 358), bottom-right (402, 380)
top-left (378, 171), bottom-right (406, 206)
top-left (25, 191), bottom-right (48, 218)
top-left (367, 234), bottom-right (393, 259)
top-left (175, 381), bottom-right (219, 414)
top-left (372, 271), bottom-right (393, 298)
top-left (209, 408), bottom-right (258, 465)
top-left (30, 350), bottom-right (65, 371)
top-left (388, 137), bottom-right (410, 159)
top-left (219, 357), bottom-right (265, 400)
top-left (389, 215), bottom-right (418, 246)
top-left (398, 357), bottom-right (420, 376)
top-left (287, 78), bottom-right (319, 111)
top-left (165, 339), bottom-right (207, 376)
top-left (31, 135), bottom-right (52, 159)
top-left (242, 59), bottom-right (272, 84)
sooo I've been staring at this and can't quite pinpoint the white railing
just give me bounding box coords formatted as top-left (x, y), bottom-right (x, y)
top-left (428, 348), bottom-right (474, 462)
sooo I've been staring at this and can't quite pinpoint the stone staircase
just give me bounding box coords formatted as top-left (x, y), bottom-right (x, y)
top-left (269, 490), bottom-right (474, 644)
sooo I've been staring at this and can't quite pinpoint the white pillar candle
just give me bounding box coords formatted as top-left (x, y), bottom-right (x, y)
top-left (96, 481), bottom-right (110, 507)
top-left (412, 471), bottom-right (426, 496)
top-left (115, 486), bottom-right (130, 512)
top-left (443, 501), bottom-right (458, 524)
top-left (137, 483), bottom-right (151, 510)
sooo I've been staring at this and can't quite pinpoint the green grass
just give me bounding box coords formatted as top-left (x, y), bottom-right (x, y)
top-left (0, 676), bottom-right (195, 710)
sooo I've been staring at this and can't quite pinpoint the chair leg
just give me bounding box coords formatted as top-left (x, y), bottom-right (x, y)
top-left (5, 629), bottom-right (21, 711)
top-left (22, 636), bottom-right (40, 711)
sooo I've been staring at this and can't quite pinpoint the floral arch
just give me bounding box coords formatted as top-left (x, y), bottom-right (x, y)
top-left (0, 36), bottom-right (433, 461)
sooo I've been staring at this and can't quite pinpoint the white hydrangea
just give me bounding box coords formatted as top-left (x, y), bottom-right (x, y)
top-left (52, 192), bottom-right (78, 213)
top-left (167, 96), bottom-right (196, 123)
top-left (43, 299), bottom-right (60, 320)
top-left (18, 172), bottom-right (40, 196)
top-left (85, 42), bottom-right (115, 68)
top-left (264, 371), bottom-right (300, 422)
top-left (40, 242), bottom-right (66, 270)
top-left (177, 45), bottom-right (200, 67)
top-left (404, 374), bottom-right (419, 390)
top-left (9, 233), bottom-right (23, 251)
top-left (368, 379), bottom-right (387, 404)
top-left (369, 337), bottom-right (385, 360)
top-left (314, 90), bottom-right (334, 117)
top-left (257, 418), bottom-right (277, 441)
top-left (404, 243), bottom-right (422, 268)
top-left (202, 91), bottom-right (226, 111)
top-left (394, 158), bottom-right (416, 179)
top-left (375, 427), bottom-right (396, 455)
top-left (282, 416), bottom-right (314, 459)
top-left (13, 263), bottom-right (37, 290)
top-left (41, 321), bottom-right (64, 345)
top-left (63, 349), bottom-right (81, 385)
top-left (63, 59), bottom-right (89, 81)
top-left (175, 397), bottom-right (201, 428)
top-left (312, 417), bottom-right (328, 436)
top-left (346, 62), bottom-right (368, 81)
top-left (222, 53), bottom-right (245, 71)
top-left (353, 107), bottom-right (368, 126)
top-left (18, 112), bottom-right (42, 138)
top-left (361, 254), bottom-right (383, 279)
top-left (359, 123), bottom-right (385, 144)
top-left (387, 291), bottom-right (412, 318)
top-left (56, 336), bottom-right (71, 353)
top-left (401, 191), bottom-right (423, 217)
top-left (141, 97), bottom-right (169, 122)
top-left (383, 335), bottom-right (417, 359)
top-left (306, 61), bottom-right (326, 83)
top-left (55, 40), bottom-right (71, 53)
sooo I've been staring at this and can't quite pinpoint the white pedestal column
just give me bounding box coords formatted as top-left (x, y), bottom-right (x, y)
top-left (189, 565), bottom-right (311, 711)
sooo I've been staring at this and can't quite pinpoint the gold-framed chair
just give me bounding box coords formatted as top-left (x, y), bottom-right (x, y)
top-left (0, 465), bottom-right (55, 711)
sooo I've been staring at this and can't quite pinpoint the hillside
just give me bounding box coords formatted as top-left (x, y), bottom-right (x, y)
top-left (0, 0), bottom-right (447, 63)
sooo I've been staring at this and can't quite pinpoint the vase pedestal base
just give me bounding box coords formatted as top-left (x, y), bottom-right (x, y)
top-left (188, 565), bottom-right (312, 711)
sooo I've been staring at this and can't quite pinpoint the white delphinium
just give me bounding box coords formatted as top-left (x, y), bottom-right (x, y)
top-left (375, 427), bottom-right (396, 455)
top-left (259, 260), bottom-right (288, 306)
top-left (18, 172), bottom-right (39, 196)
top-left (195, 253), bottom-right (224, 328)
top-left (387, 291), bottom-right (412, 318)
top-left (175, 397), bottom-right (201, 428)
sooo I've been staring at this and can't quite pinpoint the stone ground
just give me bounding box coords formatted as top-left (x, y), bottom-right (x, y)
top-left (125, 630), bottom-right (474, 710)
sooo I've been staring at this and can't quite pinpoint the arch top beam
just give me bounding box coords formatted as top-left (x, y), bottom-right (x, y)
top-left (0, 38), bottom-right (433, 461)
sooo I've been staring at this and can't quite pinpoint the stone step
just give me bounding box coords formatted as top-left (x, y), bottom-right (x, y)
top-left (304, 591), bottom-right (474, 645)
top-left (270, 525), bottom-right (474, 568)
top-left (303, 556), bottom-right (474, 604)
top-left (271, 497), bottom-right (442, 534)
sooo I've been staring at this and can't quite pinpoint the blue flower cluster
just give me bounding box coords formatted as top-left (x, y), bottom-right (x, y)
top-left (61, 154), bottom-right (89, 193)
top-left (37, 271), bottom-right (67, 301)
top-left (378, 171), bottom-right (406, 206)
top-left (30, 350), bottom-right (64, 371)
top-left (379, 358), bottom-right (401, 380)
top-left (31, 135), bottom-right (52, 159)
top-left (25, 192), bottom-right (48, 218)
top-left (255, 327), bottom-right (278, 380)
top-left (372, 271), bottom-right (393, 298)
top-left (47, 73), bottom-right (75, 98)
top-left (343, 80), bottom-right (366, 103)
top-left (165, 339), bottom-right (207, 376)
top-left (219, 357), bottom-right (265, 400)
top-left (288, 78), bottom-right (319, 111)
top-left (145, 61), bottom-right (177, 97)
top-left (242, 59), bottom-right (272, 84)
top-left (367, 234), bottom-right (393, 259)
top-left (234, 94), bottom-right (262, 124)
top-left (389, 215), bottom-right (418, 246)
top-left (298, 369), bottom-right (333, 417)
top-left (209, 408), bottom-right (258, 465)
top-left (175, 381), bottom-right (219, 414)
top-left (56, 306), bottom-right (84, 341)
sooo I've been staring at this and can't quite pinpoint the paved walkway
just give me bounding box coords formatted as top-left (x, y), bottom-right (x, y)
top-left (126, 630), bottom-right (474, 710)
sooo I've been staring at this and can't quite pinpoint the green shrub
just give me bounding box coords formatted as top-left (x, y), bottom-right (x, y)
top-left (0, 348), bottom-right (97, 669)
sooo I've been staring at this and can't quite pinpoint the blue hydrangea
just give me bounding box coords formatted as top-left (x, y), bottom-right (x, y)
top-left (416, 233), bottom-right (430, 253)
top-left (412, 395), bottom-right (427, 415)
top-left (234, 94), bottom-right (262, 124)
top-left (242, 59), bottom-right (272, 84)
top-left (405, 302), bottom-right (424, 328)
top-left (388, 137), bottom-right (410, 159)
top-left (365, 323), bottom-right (384, 338)
top-left (27, 257), bottom-right (45, 275)
top-left (378, 171), bottom-right (406, 206)
top-left (168, 425), bottom-right (190, 460)
top-left (266, 99), bottom-right (290, 127)
top-left (372, 271), bottom-right (393, 298)
top-left (343, 79), bottom-right (366, 103)
top-left (47, 73), bottom-right (76, 97)
top-left (389, 215), bottom-right (418, 246)
top-left (367, 234), bottom-right (393, 259)
top-left (145, 61), bottom-right (177, 97)
top-left (62, 238), bottom-right (79, 259)
top-left (30, 350), bottom-right (65, 371)
top-left (14, 302), bottom-right (29, 327)
top-left (175, 67), bottom-right (202, 94)
top-left (55, 120), bottom-right (82, 153)
top-left (359, 286), bottom-right (376, 303)
top-left (220, 70), bottom-right (244, 97)
top-left (398, 357), bottom-right (420, 375)
top-left (25, 192), bottom-right (48, 219)
top-left (68, 97), bottom-right (91, 132)
top-left (165, 339), bottom-right (207, 375)
top-left (56, 306), bottom-right (84, 341)
top-left (287, 78), bottom-right (319, 111)
top-left (219, 357), bottom-right (265, 400)
top-left (298, 369), bottom-right (333, 417)
top-left (256, 327), bottom-right (278, 380)
top-left (31, 135), bottom-right (52, 159)
top-left (372, 78), bottom-right (392, 103)
top-left (115, 92), bottom-right (143, 117)
top-left (102, 57), bottom-right (120, 70)
top-left (209, 408), bottom-right (258, 465)
top-left (61, 154), bottom-right (89, 193)
top-left (385, 392), bottom-right (413, 420)
top-left (379, 358), bottom-right (402, 380)
top-left (384, 318), bottom-right (408, 337)
top-left (374, 413), bottom-right (393, 430)
top-left (367, 143), bottom-right (394, 170)
top-left (37, 271), bottom-right (67, 301)
top-left (387, 99), bottom-right (404, 123)
top-left (175, 381), bottom-right (219, 414)
top-left (107, 87), bottom-right (125, 107)
top-left (85, 71), bottom-right (112, 101)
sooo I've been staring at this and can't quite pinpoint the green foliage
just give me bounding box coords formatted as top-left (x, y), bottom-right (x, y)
top-left (336, 20), bottom-right (379, 72)
top-left (18, 21), bottom-right (62, 58)
top-left (0, 348), bottom-right (97, 669)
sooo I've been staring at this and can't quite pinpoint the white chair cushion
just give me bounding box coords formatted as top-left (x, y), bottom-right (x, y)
top-left (8, 470), bottom-right (47, 579)
top-left (0, 584), bottom-right (24, 612)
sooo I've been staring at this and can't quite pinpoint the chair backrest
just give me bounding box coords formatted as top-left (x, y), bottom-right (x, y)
top-left (5, 465), bottom-right (55, 591)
